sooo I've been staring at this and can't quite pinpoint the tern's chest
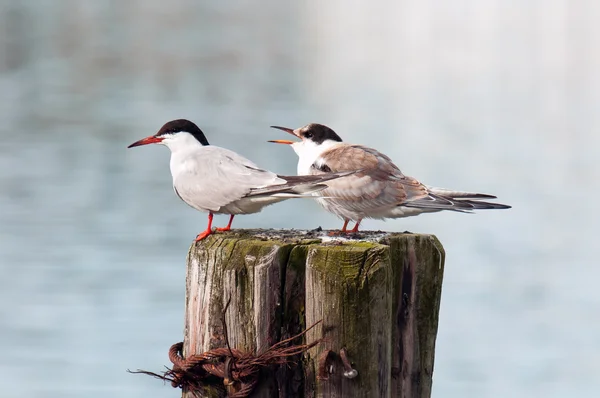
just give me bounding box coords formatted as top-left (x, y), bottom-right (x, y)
top-left (169, 152), bottom-right (200, 179)
top-left (297, 156), bottom-right (315, 176)
top-left (294, 141), bottom-right (339, 176)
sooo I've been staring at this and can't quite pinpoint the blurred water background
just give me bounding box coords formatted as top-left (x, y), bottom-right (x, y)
top-left (0, 1), bottom-right (598, 397)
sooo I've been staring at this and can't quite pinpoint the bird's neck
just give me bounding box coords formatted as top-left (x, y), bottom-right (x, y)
top-left (164, 133), bottom-right (206, 154)
top-left (166, 138), bottom-right (207, 180)
top-left (293, 139), bottom-right (339, 175)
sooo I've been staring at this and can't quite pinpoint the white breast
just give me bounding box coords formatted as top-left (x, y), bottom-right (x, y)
top-left (292, 139), bottom-right (340, 175)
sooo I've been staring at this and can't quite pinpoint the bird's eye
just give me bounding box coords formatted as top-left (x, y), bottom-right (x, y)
top-left (304, 132), bottom-right (313, 139)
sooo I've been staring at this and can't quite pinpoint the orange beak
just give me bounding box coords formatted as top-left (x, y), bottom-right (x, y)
top-left (268, 126), bottom-right (299, 145)
top-left (127, 136), bottom-right (163, 148)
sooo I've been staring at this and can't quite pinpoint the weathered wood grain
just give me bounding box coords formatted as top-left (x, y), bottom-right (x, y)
top-left (383, 234), bottom-right (445, 398)
top-left (183, 235), bottom-right (293, 397)
top-left (182, 230), bottom-right (444, 398)
top-left (304, 242), bottom-right (392, 397)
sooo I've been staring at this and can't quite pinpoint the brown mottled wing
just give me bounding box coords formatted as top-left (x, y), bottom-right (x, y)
top-left (310, 145), bottom-right (431, 212)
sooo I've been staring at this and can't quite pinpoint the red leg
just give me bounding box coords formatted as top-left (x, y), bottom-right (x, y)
top-left (195, 213), bottom-right (214, 241)
top-left (328, 219), bottom-right (350, 236)
top-left (216, 215), bottom-right (235, 232)
top-left (341, 219), bottom-right (350, 232)
top-left (349, 219), bottom-right (362, 233)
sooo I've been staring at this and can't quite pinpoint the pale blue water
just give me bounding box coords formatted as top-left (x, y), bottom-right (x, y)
top-left (1, 1), bottom-right (599, 397)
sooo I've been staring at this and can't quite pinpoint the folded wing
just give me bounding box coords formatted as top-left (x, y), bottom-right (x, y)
top-left (173, 146), bottom-right (357, 212)
top-left (312, 144), bottom-right (510, 213)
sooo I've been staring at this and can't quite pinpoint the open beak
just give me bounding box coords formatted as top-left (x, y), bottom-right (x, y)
top-left (268, 126), bottom-right (299, 145)
top-left (127, 136), bottom-right (163, 148)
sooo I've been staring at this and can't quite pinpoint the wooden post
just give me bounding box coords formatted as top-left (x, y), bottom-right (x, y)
top-left (183, 230), bottom-right (444, 398)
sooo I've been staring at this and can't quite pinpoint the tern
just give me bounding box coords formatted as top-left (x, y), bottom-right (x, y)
top-left (269, 123), bottom-right (511, 233)
top-left (128, 119), bottom-right (355, 241)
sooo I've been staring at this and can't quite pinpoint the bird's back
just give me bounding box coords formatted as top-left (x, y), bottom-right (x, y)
top-left (305, 144), bottom-right (417, 218)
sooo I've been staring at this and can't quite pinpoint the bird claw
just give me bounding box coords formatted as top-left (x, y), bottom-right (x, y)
top-left (195, 229), bottom-right (212, 241)
top-left (215, 226), bottom-right (231, 232)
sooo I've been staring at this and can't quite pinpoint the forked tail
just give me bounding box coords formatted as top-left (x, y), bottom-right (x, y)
top-left (404, 187), bottom-right (511, 212)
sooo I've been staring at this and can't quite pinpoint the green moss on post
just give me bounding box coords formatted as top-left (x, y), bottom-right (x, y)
top-left (383, 234), bottom-right (445, 398)
top-left (182, 230), bottom-right (445, 398)
top-left (304, 242), bottom-right (392, 396)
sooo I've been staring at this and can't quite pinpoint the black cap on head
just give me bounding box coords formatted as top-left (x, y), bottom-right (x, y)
top-left (300, 123), bottom-right (343, 144)
top-left (156, 119), bottom-right (210, 145)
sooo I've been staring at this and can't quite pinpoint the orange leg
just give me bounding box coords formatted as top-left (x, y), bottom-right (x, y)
top-left (195, 213), bottom-right (214, 241)
top-left (341, 219), bottom-right (350, 232)
top-left (216, 215), bottom-right (235, 232)
top-left (349, 219), bottom-right (362, 233)
top-left (328, 219), bottom-right (350, 236)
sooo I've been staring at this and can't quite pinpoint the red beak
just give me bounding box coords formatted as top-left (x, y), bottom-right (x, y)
top-left (127, 136), bottom-right (163, 148)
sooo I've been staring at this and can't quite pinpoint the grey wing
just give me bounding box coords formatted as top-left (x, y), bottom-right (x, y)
top-left (173, 147), bottom-right (283, 212)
